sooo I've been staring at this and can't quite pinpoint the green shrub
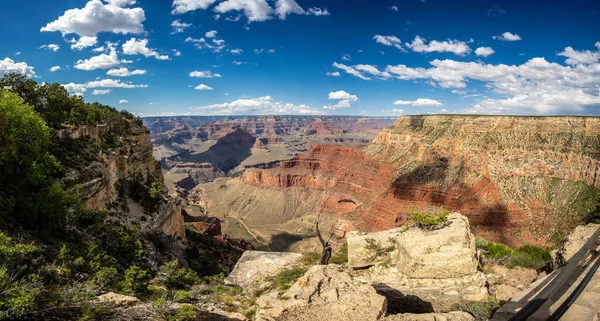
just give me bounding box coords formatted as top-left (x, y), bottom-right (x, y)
top-left (274, 267), bottom-right (308, 290)
top-left (331, 242), bottom-right (348, 264)
top-left (364, 238), bottom-right (395, 260)
top-left (301, 252), bottom-right (321, 265)
top-left (485, 242), bottom-right (514, 260)
top-left (450, 300), bottom-right (500, 321)
top-left (475, 238), bottom-right (488, 249)
top-left (506, 245), bottom-right (551, 269)
top-left (158, 260), bottom-right (200, 289)
top-left (121, 266), bottom-right (150, 296)
top-left (407, 206), bottom-right (450, 229)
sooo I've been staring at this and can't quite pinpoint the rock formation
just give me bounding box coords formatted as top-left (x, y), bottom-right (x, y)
top-left (348, 213), bottom-right (488, 312)
top-left (236, 115), bottom-right (600, 247)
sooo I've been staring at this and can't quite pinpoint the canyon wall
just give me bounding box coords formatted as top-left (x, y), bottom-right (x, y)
top-left (241, 115), bottom-right (600, 247)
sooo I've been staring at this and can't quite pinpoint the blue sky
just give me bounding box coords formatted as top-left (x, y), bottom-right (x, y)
top-left (1, 0), bottom-right (599, 116)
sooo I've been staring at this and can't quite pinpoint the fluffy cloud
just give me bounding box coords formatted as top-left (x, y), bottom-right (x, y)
top-left (40, 44), bottom-right (60, 52)
top-left (172, 0), bottom-right (217, 14)
top-left (380, 108), bottom-right (404, 114)
top-left (405, 36), bottom-right (471, 55)
top-left (50, 66), bottom-right (61, 72)
top-left (558, 47), bottom-right (599, 65)
top-left (373, 35), bottom-right (402, 49)
top-left (393, 98), bottom-right (443, 107)
top-left (171, 19), bottom-right (192, 34)
top-left (0, 58), bottom-right (36, 77)
top-left (63, 83), bottom-right (87, 96)
top-left (475, 47), bottom-right (495, 57)
top-left (173, 49), bottom-right (182, 56)
top-left (205, 30), bottom-right (218, 38)
top-left (230, 48), bottom-right (243, 54)
top-left (195, 84), bottom-right (214, 90)
top-left (390, 6), bottom-right (398, 11)
top-left (71, 36), bottom-right (98, 50)
top-left (74, 47), bottom-right (120, 70)
top-left (104, 0), bottom-right (136, 6)
top-left (122, 38), bottom-right (169, 60)
top-left (41, 0), bottom-right (145, 37)
top-left (306, 7), bottom-right (329, 16)
top-left (214, 0), bottom-right (272, 22)
top-left (86, 78), bottom-right (148, 88)
top-left (326, 71), bottom-right (340, 77)
top-left (275, 0), bottom-right (305, 19)
top-left (189, 70), bottom-right (221, 78)
top-left (341, 54), bottom-right (351, 61)
top-left (493, 32), bottom-right (521, 41)
top-left (107, 67), bottom-right (146, 76)
top-left (332, 62), bottom-right (371, 80)
top-left (323, 90), bottom-right (358, 110)
top-left (119, 99), bottom-right (129, 103)
top-left (92, 89), bottom-right (112, 95)
top-left (190, 96), bottom-right (326, 115)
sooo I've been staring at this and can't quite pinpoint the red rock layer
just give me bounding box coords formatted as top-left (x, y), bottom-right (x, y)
top-left (242, 115), bottom-right (600, 247)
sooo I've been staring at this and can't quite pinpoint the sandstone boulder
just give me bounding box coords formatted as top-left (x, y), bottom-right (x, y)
top-left (349, 213), bottom-right (488, 312)
top-left (256, 264), bottom-right (387, 321)
top-left (225, 250), bottom-right (303, 296)
top-left (485, 265), bottom-right (537, 288)
top-left (383, 312), bottom-right (474, 321)
top-left (97, 292), bottom-right (140, 306)
top-left (555, 223), bottom-right (600, 266)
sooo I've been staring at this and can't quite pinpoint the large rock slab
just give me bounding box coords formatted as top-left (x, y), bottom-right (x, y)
top-left (348, 213), bottom-right (488, 312)
top-left (96, 292), bottom-right (140, 306)
top-left (555, 223), bottom-right (600, 266)
top-left (225, 250), bottom-right (303, 296)
top-left (256, 265), bottom-right (387, 321)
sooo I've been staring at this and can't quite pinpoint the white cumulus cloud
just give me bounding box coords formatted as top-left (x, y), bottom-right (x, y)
top-left (107, 67), bottom-right (146, 76)
top-left (332, 62), bottom-right (371, 80)
top-left (50, 66), bottom-right (61, 72)
top-left (63, 83), bottom-right (87, 96)
top-left (122, 38), bottom-right (170, 60)
top-left (405, 36), bottom-right (471, 56)
top-left (214, 0), bottom-right (272, 22)
top-left (41, 0), bottom-right (145, 37)
top-left (205, 30), bottom-right (218, 38)
top-left (0, 58), bottom-right (36, 77)
top-left (493, 32), bottom-right (521, 41)
top-left (92, 89), bottom-right (112, 95)
top-left (558, 46), bottom-right (599, 65)
top-left (171, 19), bottom-right (192, 34)
top-left (86, 78), bottom-right (148, 88)
top-left (323, 90), bottom-right (358, 110)
top-left (393, 98), bottom-right (443, 107)
top-left (74, 47), bottom-right (121, 70)
top-left (119, 99), bottom-right (129, 103)
top-left (326, 71), bottom-right (340, 77)
top-left (172, 0), bottom-right (217, 14)
top-left (195, 84), bottom-right (214, 90)
top-left (190, 95), bottom-right (326, 115)
top-left (189, 70), bottom-right (221, 78)
top-left (71, 36), bottom-right (98, 50)
top-left (475, 47), bottom-right (495, 57)
top-left (40, 44), bottom-right (60, 52)
top-left (373, 35), bottom-right (402, 49)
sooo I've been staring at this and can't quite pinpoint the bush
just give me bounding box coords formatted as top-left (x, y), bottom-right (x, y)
top-left (121, 266), bottom-right (151, 296)
top-left (331, 242), bottom-right (348, 264)
top-left (506, 245), bottom-right (551, 269)
top-left (450, 300), bottom-right (500, 321)
top-left (158, 260), bottom-right (200, 289)
top-left (485, 242), bottom-right (514, 260)
top-left (407, 206), bottom-right (450, 229)
top-left (301, 252), bottom-right (321, 265)
top-left (274, 267), bottom-right (308, 290)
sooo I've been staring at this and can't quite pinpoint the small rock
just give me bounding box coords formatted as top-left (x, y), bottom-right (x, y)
top-left (97, 292), bottom-right (140, 306)
top-left (491, 284), bottom-right (519, 303)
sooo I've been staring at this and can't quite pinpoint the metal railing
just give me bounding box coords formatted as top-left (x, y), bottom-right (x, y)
top-left (508, 226), bottom-right (600, 321)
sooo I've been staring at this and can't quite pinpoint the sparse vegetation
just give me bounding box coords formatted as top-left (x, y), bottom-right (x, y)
top-left (450, 300), bottom-right (501, 321)
top-left (364, 237), bottom-right (395, 260)
top-left (478, 238), bottom-right (551, 270)
top-left (157, 260), bottom-right (201, 290)
top-left (301, 251), bottom-right (321, 265)
top-left (331, 242), bottom-right (349, 264)
top-left (407, 206), bottom-right (450, 230)
top-left (274, 267), bottom-right (308, 290)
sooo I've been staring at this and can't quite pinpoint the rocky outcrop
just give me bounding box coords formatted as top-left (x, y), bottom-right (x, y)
top-left (555, 223), bottom-right (600, 266)
top-left (256, 265), bottom-right (387, 321)
top-left (239, 115), bottom-right (600, 247)
top-left (96, 292), bottom-right (140, 306)
top-left (225, 251), bottom-right (303, 296)
top-left (348, 213), bottom-right (488, 312)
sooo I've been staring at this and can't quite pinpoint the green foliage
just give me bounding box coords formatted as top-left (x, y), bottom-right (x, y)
top-left (364, 237), bottom-right (395, 260)
top-left (475, 238), bottom-right (488, 249)
top-left (301, 251), bottom-right (321, 265)
top-left (122, 266), bottom-right (151, 296)
top-left (126, 173), bottom-right (164, 213)
top-left (485, 242), bottom-right (514, 260)
top-left (585, 192), bottom-right (600, 224)
top-left (407, 206), bottom-right (450, 230)
top-left (0, 89), bottom-right (72, 232)
top-left (506, 245), bottom-right (552, 269)
top-left (331, 241), bottom-right (349, 264)
top-left (158, 260), bottom-right (200, 289)
top-left (450, 300), bottom-right (500, 321)
top-left (274, 267), bottom-right (308, 290)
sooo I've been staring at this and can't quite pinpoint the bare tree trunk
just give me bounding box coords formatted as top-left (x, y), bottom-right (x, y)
top-left (316, 218), bottom-right (333, 265)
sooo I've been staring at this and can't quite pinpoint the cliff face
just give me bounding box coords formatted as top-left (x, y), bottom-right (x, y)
top-left (61, 124), bottom-right (186, 240)
top-left (241, 115), bottom-right (600, 247)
